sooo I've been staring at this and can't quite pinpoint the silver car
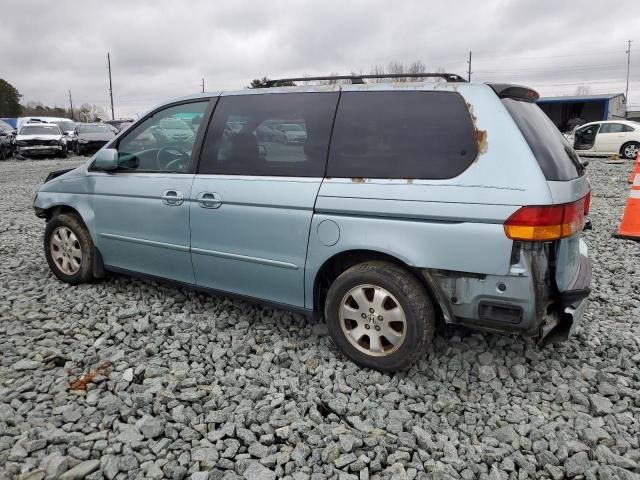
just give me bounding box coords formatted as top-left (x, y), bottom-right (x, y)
top-left (34, 75), bottom-right (591, 371)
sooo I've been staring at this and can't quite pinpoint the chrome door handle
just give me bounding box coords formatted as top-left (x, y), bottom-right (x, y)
top-left (196, 191), bottom-right (222, 209)
top-left (161, 190), bottom-right (184, 206)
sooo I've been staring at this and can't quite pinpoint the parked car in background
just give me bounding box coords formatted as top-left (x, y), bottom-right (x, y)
top-left (71, 123), bottom-right (116, 155)
top-left (0, 119), bottom-right (17, 159)
top-left (33, 77), bottom-right (592, 371)
top-left (0, 119), bottom-right (15, 160)
top-left (566, 120), bottom-right (640, 159)
top-left (272, 123), bottom-right (307, 143)
top-left (15, 123), bottom-right (66, 157)
top-left (16, 117), bottom-right (75, 151)
top-left (156, 117), bottom-right (195, 143)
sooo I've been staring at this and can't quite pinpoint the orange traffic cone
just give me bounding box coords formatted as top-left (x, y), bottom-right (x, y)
top-left (616, 165), bottom-right (640, 240)
top-left (629, 151), bottom-right (640, 183)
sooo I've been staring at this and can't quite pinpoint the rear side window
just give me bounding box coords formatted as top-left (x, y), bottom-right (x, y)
top-left (503, 98), bottom-right (584, 181)
top-left (199, 92), bottom-right (339, 176)
top-left (327, 91), bottom-right (478, 179)
top-left (599, 123), bottom-right (634, 133)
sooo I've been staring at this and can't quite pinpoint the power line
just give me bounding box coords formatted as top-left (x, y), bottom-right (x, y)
top-left (467, 51), bottom-right (472, 82)
top-left (201, 78), bottom-right (205, 93)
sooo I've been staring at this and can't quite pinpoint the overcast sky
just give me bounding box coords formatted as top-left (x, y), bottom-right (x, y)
top-left (1, 0), bottom-right (638, 119)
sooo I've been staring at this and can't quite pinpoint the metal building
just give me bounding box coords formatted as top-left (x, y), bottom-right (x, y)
top-left (537, 93), bottom-right (626, 133)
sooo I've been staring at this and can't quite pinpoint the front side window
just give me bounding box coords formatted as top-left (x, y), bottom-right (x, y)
top-left (327, 91), bottom-right (478, 179)
top-left (199, 92), bottom-right (338, 176)
top-left (115, 101), bottom-right (209, 173)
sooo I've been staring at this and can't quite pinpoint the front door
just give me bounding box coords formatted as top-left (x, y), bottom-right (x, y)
top-left (573, 123), bottom-right (600, 152)
top-left (190, 91), bottom-right (339, 307)
top-left (91, 100), bottom-right (210, 284)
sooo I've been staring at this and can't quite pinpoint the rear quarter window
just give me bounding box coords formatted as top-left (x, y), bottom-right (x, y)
top-left (503, 98), bottom-right (584, 181)
top-left (327, 91), bottom-right (478, 179)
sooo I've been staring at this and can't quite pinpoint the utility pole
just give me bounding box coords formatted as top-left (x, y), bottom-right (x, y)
top-left (201, 78), bottom-right (205, 93)
top-left (68, 90), bottom-right (74, 120)
top-left (467, 51), bottom-right (472, 82)
top-left (626, 40), bottom-right (633, 103)
top-left (107, 52), bottom-right (115, 120)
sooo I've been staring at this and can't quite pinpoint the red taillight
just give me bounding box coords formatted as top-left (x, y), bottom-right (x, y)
top-left (504, 196), bottom-right (587, 241)
top-left (583, 190), bottom-right (591, 215)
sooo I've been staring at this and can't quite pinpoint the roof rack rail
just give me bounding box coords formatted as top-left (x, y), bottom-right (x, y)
top-left (264, 73), bottom-right (467, 87)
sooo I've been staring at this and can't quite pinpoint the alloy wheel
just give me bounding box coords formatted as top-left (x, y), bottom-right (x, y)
top-left (624, 144), bottom-right (639, 159)
top-left (339, 284), bottom-right (407, 357)
top-left (50, 226), bottom-right (82, 275)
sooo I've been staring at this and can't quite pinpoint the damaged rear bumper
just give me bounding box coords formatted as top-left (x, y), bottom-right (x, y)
top-left (541, 251), bottom-right (591, 343)
top-left (422, 239), bottom-right (592, 341)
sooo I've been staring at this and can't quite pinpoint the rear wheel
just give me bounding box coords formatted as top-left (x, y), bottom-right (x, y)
top-left (324, 261), bottom-right (435, 371)
top-left (620, 141), bottom-right (640, 160)
top-left (44, 214), bottom-right (95, 285)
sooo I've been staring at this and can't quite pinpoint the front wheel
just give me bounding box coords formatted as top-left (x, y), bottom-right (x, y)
top-left (44, 214), bottom-right (95, 285)
top-left (324, 261), bottom-right (435, 371)
top-left (620, 141), bottom-right (640, 160)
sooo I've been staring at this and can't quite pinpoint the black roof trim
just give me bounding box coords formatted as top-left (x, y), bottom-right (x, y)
top-left (265, 73), bottom-right (467, 87)
top-left (488, 83), bottom-right (540, 102)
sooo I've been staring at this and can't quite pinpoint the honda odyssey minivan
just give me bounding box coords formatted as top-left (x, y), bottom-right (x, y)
top-left (34, 74), bottom-right (592, 371)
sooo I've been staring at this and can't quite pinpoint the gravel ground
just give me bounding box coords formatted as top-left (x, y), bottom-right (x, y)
top-left (0, 156), bottom-right (639, 480)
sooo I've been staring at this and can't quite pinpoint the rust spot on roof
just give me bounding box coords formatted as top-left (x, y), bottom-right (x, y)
top-left (351, 177), bottom-right (366, 183)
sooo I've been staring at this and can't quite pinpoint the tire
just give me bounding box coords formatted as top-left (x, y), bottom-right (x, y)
top-left (44, 213), bottom-right (95, 285)
top-left (324, 261), bottom-right (435, 371)
top-left (620, 141), bottom-right (640, 160)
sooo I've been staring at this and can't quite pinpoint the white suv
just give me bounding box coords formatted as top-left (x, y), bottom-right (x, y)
top-left (567, 120), bottom-right (640, 159)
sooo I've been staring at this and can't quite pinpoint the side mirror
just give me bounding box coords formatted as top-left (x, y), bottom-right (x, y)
top-left (93, 148), bottom-right (119, 171)
top-left (258, 145), bottom-right (267, 158)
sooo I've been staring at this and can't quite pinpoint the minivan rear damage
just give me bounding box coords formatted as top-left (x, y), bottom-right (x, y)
top-left (422, 237), bottom-right (591, 343)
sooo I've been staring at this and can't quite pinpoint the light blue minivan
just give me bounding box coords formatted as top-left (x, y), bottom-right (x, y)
top-left (34, 74), bottom-right (592, 371)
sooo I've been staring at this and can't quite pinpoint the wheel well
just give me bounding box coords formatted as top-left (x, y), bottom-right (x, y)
top-left (45, 205), bottom-right (83, 223)
top-left (620, 140), bottom-right (640, 152)
top-left (313, 250), bottom-right (435, 314)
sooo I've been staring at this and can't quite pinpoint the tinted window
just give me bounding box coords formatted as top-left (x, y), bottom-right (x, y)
top-left (600, 123), bottom-right (633, 133)
top-left (503, 98), bottom-right (584, 181)
top-left (327, 91), bottom-right (477, 179)
top-left (115, 101), bottom-right (209, 173)
top-left (199, 92), bottom-right (339, 176)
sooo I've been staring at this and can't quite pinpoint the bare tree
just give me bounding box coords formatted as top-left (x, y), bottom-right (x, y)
top-left (575, 85), bottom-right (591, 96)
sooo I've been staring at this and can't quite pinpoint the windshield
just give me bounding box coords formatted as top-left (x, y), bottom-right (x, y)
top-left (162, 119), bottom-right (190, 130)
top-left (80, 124), bottom-right (113, 134)
top-left (20, 125), bottom-right (61, 135)
top-left (282, 124), bottom-right (304, 131)
top-left (52, 120), bottom-right (75, 132)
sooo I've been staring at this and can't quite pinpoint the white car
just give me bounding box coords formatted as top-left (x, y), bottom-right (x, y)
top-left (15, 124), bottom-right (66, 158)
top-left (566, 120), bottom-right (640, 159)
